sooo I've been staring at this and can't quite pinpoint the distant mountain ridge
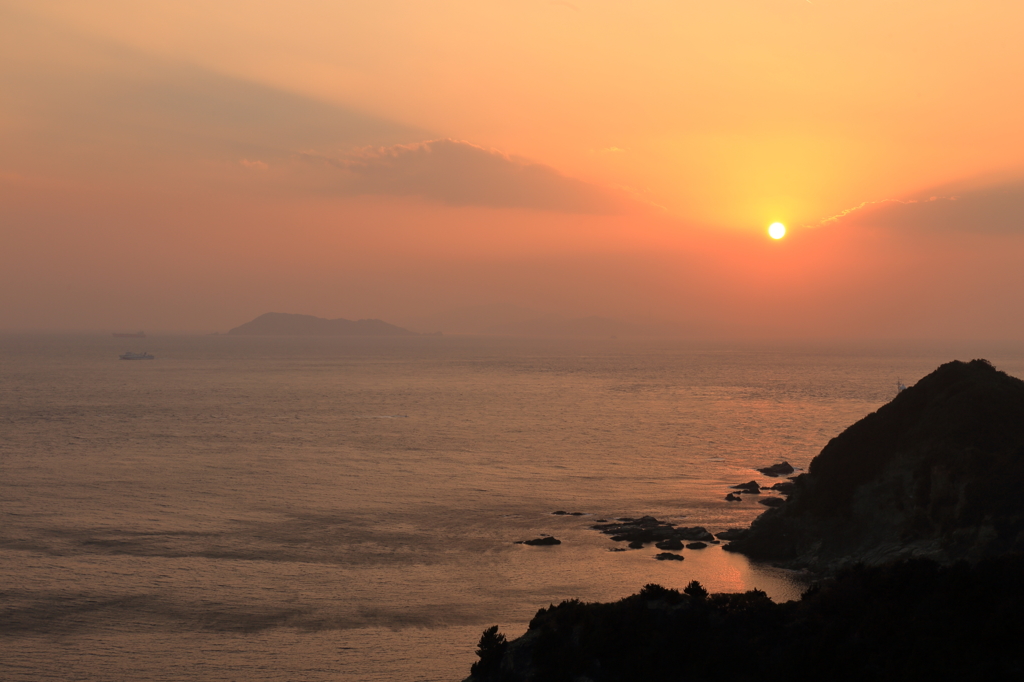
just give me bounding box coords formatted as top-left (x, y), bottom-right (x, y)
top-left (227, 312), bottom-right (419, 336)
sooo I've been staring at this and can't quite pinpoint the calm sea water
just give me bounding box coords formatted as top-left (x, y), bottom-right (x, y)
top-left (3, 334), bottom-right (1022, 681)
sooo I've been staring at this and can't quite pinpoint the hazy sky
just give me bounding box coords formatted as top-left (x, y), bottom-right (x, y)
top-left (2, 0), bottom-right (1023, 338)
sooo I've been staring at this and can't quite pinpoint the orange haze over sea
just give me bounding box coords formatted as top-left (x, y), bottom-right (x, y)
top-left (2, 1), bottom-right (1023, 339)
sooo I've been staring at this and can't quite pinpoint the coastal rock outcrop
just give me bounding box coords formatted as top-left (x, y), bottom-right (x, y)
top-left (654, 552), bottom-right (683, 561)
top-left (757, 461), bottom-right (794, 477)
top-left (592, 517), bottom-right (714, 547)
top-left (516, 536), bottom-right (561, 546)
top-left (726, 360), bottom-right (1024, 571)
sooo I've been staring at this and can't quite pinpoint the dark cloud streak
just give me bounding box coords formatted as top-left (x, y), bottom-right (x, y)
top-left (822, 179), bottom-right (1024, 234)
top-left (322, 139), bottom-right (630, 214)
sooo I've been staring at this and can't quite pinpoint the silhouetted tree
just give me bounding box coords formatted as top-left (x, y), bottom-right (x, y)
top-left (683, 580), bottom-right (709, 600)
top-left (470, 625), bottom-right (508, 678)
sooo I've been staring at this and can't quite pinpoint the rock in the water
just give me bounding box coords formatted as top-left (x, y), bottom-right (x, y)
top-left (727, 360), bottom-right (1024, 572)
top-left (757, 461), bottom-right (795, 477)
top-left (686, 542), bottom-right (708, 549)
top-left (593, 516), bottom-right (713, 547)
top-left (675, 526), bottom-right (715, 541)
top-left (517, 536), bottom-right (561, 546)
top-left (715, 528), bottom-right (748, 541)
top-left (725, 493), bottom-right (742, 502)
top-left (654, 552), bottom-right (684, 561)
top-left (551, 510), bottom-right (568, 515)
top-left (628, 540), bottom-right (645, 549)
top-left (655, 538), bottom-right (683, 550)
top-left (758, 497), bottom-right (785, 507)
top-left (771, 481), bottom-right (796, 494)
top-left (731, 480), bottom-right (761, 494)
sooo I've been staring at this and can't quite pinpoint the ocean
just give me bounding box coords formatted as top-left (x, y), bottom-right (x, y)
top-left (3, 334), bottom-right (1022, 681)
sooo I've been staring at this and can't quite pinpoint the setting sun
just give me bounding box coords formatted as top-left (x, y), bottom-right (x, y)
top-left (768, 223), bottom-right (787, 240)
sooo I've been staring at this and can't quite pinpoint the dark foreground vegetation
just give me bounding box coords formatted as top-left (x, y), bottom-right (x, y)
top-left (468, 554), bottom-right (1024, 681)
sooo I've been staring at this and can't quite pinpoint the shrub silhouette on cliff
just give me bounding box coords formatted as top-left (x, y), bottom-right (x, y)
top-left (470, 625), bottom-right (508, 678)
top-left (466, 554), bottom-right (1024, 681)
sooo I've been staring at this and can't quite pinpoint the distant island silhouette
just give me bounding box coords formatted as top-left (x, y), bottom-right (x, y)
top-left (227, 312), bottom-right (422, 336)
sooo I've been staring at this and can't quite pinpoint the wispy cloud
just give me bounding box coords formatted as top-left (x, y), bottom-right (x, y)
top-left (320, 139), bottom-right (630, 214)
top-left (819, 180), bottom-right (1024, 234)
top-left (819, 196), bottom-right (955, 225)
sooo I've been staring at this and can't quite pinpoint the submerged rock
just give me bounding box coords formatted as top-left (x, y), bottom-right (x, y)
top-left (758, 497), bottom-right (785, 507)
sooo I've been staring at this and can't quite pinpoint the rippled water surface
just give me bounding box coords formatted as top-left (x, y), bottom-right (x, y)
top-left (3, 335), bottom-right (1022, 680)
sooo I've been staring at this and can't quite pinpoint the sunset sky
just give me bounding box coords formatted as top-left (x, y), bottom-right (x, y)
top-left (3, 0), bottom-right (1023, 338)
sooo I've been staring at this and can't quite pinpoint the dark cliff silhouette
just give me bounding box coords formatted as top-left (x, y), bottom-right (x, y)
top-left (465, 556), bottom-right (1024, 681)
top-left (226, 312), bottom-right (420, 336)
top-left (725, 359), bottom-right (1024, 570)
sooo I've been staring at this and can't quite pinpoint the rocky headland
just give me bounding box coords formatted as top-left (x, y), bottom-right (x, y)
top-left (724, 359), bottom-right (1024, 571)
top-left (465, 359), bottom-right (1024, 681)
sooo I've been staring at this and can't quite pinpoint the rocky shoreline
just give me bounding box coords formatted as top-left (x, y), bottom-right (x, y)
top-left (468, 360), bottom-right (1024, 680)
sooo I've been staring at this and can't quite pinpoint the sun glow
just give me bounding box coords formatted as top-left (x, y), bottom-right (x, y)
top-left (768, 223), bottom-right (786, 240)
